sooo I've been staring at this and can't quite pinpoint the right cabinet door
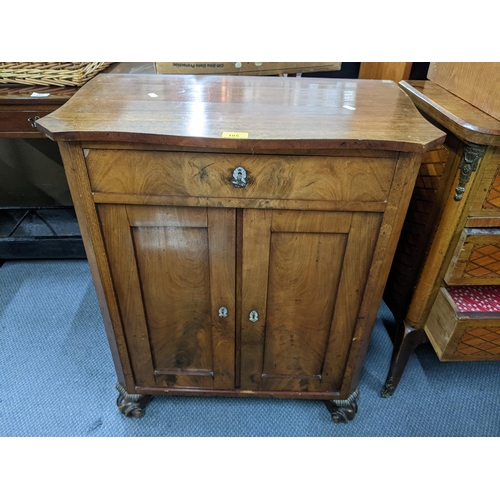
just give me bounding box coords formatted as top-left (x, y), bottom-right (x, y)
top-left (240, 209), bottom-right (383, 393)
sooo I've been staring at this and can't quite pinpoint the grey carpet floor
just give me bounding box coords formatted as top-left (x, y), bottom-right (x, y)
top-left (0, 260), bottom-right (499, 436)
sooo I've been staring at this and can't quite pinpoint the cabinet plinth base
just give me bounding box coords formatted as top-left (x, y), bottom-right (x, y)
top-left (116, 383), bottom-right (153, 418)
top-left (324, 389), bottom-right (360, 423)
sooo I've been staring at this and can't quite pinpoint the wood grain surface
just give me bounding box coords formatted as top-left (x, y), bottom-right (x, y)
top-left (239, 208), bottom-right (385, 394)
top-left (50, 75), bottom-right (436, 406)
top-left (97, 204), bottom-right (156, 387)
top-left (91, 192), bottom-right (388, 213)
top-left (358, 62), bottom-right (412, 82)
top-left (342, 152), bottom-right (423, 395)
top-left (240, 209), bottom-right (273, 390)
top-left (85, 149), bottom-right (396, 203)
top-left (320, 212), bottom-right (383, 392)
top-left (58, 142), bottom-right (134, 391)
top-left (261, 230), bottom-right (347, 391)
top-left (36, 74), bottom-right (444, 152)
top-left (399, 80), bottom-right (500, 146)
top-left (427, 63), bottom-right (500, 121)
top-left (98, 204), bottom-right (236, 390)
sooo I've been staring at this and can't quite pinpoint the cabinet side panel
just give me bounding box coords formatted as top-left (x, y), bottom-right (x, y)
top-left (58, 142), bottom-right (133, 391)
top-left (344, 153), bottom-right (423, 395)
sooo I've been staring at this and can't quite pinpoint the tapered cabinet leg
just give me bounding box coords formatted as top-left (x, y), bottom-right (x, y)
top-left (324, 389), bottom-right (360, 423)
top-left (381, 322), bottom-right (428, 398)
top-left (116, 383), bottom-right (153, 418)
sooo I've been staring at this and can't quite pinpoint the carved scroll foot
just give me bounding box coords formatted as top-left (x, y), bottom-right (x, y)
top-left (116, 383), bottom-right (153, 418)
top-left (324, 389), bottom-right (360, 423)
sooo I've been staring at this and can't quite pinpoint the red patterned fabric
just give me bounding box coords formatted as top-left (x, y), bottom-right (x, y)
top-left (447, 286), bottom-right (500, 312)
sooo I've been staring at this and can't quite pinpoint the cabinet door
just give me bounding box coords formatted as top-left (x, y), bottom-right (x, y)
top-left (98, 205), bottom-right (236, 390)
top-left (240, 209), bottom-right (382, 393)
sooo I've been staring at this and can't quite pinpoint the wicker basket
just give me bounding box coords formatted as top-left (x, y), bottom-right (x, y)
top-left (0, 62), bottom-right (113, 87)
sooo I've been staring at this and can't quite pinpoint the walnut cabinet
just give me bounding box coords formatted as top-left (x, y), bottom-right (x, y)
top-left (36, 74), bottom-right (444, 422)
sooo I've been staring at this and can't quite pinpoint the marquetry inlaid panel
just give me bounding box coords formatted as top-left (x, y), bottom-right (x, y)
top-left (454, 327), bottom-right (500, 357)
top-left (463, 244), bottom-right (500, 279)
top-left (446, 227), bottom-right (500, 286)
top-left (482, 166), bottom-right (500, 209)
top-left (384, 145), bottom-right (450, 317)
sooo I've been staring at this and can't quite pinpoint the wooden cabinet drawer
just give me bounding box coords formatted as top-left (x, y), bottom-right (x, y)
top-left (0, 110), bottom-right (54, 133)
top-left (85, 149), bottom-right (397, 203)
top-left (425, 286), bottom-right (500, 361)
top-left (467, 145), bottom-right (500, 217)
top-left (445, 228), bottom-right (500, 285)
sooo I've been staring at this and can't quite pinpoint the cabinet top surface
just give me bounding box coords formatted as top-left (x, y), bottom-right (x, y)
top-left (36, 74), bottom-right (444, 152)
top-left (400, 80), bottom-right (500, 146)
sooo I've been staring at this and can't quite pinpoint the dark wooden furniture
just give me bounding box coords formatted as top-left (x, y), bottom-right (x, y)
top-left (382, 80), bottom-right (500, 397)
top-left (0, 84), bottom-right (86, 259)
top-left (36, 74), bottom-right (444, 421)
top-left (0, 84), bottom-right (76, 138)
top-left (0, 65), bottom-right (156, 260)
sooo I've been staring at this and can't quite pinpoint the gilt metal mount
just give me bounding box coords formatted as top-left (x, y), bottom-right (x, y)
top-left (454, 142), bottom-right (487, 201)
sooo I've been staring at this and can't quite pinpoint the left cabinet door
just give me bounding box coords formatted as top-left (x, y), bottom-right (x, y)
top-left (97, 204), bottom-right (236, 391)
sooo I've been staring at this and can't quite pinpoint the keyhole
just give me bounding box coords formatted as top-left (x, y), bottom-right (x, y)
top-left (249, 310), bottom-right (259, 322)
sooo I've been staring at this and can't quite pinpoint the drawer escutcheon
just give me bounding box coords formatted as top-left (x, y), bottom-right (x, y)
top-left (231, 166), bottom-right (247, 188)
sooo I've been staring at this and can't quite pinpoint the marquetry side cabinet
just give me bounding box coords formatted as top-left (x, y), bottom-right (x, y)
top-left (36, 74), bottom-right (444, 422)
top-left (382, 80), bottom-right (500, 397)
